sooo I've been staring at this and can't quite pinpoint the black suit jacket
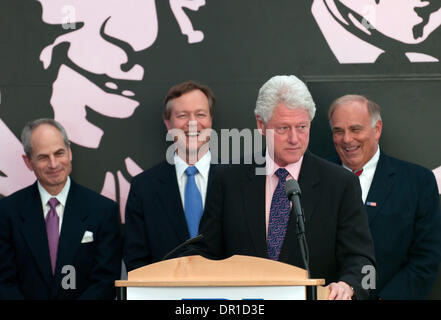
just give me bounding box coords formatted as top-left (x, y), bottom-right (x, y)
top-left (0, 180), bottom-right (122, 300)
top-left (191, 150), bottom-right (376, 299)
top-left (123, 161), bottom-right (216, 271)
top-left (333, 152), bottom-right (441, 299)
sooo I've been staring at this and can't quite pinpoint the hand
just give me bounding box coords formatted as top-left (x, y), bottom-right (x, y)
top-left (326, 281), bottom-right (354, 300)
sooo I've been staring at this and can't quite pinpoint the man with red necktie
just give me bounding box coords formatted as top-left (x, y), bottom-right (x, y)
top-left (329, 94), bottom-right (441, 299)
top-left (0, 118), bottom-right (122, 299)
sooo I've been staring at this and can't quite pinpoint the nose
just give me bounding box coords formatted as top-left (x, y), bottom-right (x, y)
top-left (342, 132), bottom-right (353, 144)
top-left (288, 129), bottom-right (299, 145)
top-left (187, 119), bottom-right (199, 133)
top-left (104, 1), bottom-right (159, 51)
top-left (48, 155), bottom-right (58, 169)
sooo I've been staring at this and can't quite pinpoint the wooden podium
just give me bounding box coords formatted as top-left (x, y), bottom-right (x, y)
top-left (115, 255), bottom-right (329, 300)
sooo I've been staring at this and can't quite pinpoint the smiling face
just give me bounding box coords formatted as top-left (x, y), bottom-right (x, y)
top-left (23, 124), bottom-right (72, 195)
top-left (257, 104), bottom-right (311, 167)
top-left (330, 100), bottom-right (382, 171)
top-left (164, 89), bottom-right (213, 164)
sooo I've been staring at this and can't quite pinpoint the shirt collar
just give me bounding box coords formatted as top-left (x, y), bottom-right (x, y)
top-left (38, 176), bottom-right (71, 208)
top-left (265, 149), bottom-right (303, 180)
top-left (342, 145), bottom-right (380, 173)
top-left (174, 151), bottom-right (212, 180)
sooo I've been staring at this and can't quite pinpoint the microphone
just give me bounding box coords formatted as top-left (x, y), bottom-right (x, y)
top-left (285, 179), bottom-right (311, 279)
top-left (285, 179), bottom-right (305, 235)
top-left (162, 234), bottom-right (204, 261)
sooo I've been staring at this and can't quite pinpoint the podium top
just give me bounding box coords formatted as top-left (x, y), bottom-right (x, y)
top-left (116, 255), bottom-right (325, 287)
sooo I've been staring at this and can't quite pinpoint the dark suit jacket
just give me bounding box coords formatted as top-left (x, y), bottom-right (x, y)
top-left (332, 152), bottom-right (441, 299)
top-left (0, 180), bottom-right (122, 300)
top-left (191, 150), bottom-right (376, 299)
top-left (123, 161), bottom-right (216, 271)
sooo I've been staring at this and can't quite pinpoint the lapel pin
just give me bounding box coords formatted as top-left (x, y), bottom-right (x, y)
top-left (366, 202), bottom-right (377, 207)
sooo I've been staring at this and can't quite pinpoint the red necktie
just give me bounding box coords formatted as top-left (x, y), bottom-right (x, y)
top-left (353, 169), bottom-right (363, 177)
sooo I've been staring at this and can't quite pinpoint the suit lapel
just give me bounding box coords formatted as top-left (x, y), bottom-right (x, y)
top-left (242, 163), bottom-right (267, 258)
top-left (365, 152), bottom-right (395, 225)
top-left (157, 163), bottom-right (189, 242)
top-left (55, 181), bottom-right (88, 277)
top-left (19, 183), bottom-right (53, 288)
top-left (297, 151), bottom-right (320, 224)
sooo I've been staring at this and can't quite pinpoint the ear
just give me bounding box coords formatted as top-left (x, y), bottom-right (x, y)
top-left (164, 118), bottom-right (171, 131)
top-left (374, 119), bottom-right (383, 141)
top-left (22, 154), bottom-right (34, 172)
top-left (256, 115), bottom-right (266, 136)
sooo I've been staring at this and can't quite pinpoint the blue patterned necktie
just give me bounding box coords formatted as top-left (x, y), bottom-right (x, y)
top-left (184, 166), bottom-right (203, 238)
top-left (267, 168), bottom-right (290, 260)
top-left (46, 197), bottom-right (60, 275)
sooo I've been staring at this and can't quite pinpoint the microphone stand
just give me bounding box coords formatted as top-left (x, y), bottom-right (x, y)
top-left (291, 201), bottom-right (316, 300)
top-left (162, 234), bottom-right (204, 261)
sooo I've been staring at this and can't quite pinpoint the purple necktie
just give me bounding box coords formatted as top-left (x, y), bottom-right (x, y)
top-left (46, 197), bottom-right (60, 275)
top-left (267, 168), bottom-right (290, 260)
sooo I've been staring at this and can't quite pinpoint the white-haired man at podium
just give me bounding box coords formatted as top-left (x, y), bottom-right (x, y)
top-left (188, 75), bottom-right (376, 300)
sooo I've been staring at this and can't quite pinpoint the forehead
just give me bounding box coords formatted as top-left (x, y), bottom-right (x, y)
top-left (170, 89), bottom-right (209, 112)
top-left (332, 101), bottom-right (371, 124)
top-left (30, 124), bottom-right (67, 153)
top-left (269, 103), bottom-right (311, 123)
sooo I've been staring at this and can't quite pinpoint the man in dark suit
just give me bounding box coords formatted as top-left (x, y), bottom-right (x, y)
top-left (328, 94), bottom-right (441, 299)
top-left (124, 81), bottom-right (217, 271)
top-left (191, 75), bottom-right (375, 300)
top-left (0, 118), bottom-right (122, 299)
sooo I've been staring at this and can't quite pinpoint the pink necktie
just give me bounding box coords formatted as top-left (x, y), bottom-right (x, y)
top-left (46, 198), bottom-right (60, 275)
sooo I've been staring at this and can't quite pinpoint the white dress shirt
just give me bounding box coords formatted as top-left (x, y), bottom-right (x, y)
top-left (174, 151), bottom-right (212, 209)
top-left (343, 146), bottom-right (380, 203)
top-left (38, 176), bottom-right (71, 233)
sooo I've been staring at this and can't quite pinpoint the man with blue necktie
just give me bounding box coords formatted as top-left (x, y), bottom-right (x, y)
top-left (0, 119), bottom-right (122, 299)
top-left (123, 81), bottom-right (217, 271)
top-left (328, 95), bottom-right (441, 299)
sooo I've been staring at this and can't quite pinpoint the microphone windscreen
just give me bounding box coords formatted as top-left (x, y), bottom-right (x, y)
top-left (285, 178), bottom-right (301, 197)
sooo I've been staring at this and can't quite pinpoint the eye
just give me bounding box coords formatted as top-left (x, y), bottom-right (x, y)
top-left (275, 126), bottom-right (289, 134)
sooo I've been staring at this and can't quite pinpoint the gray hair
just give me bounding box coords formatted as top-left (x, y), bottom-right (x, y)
top-left (254, 75), bottom-right (316, 123)
top-left (328, 95), bottom-right (382, 128)
top-left (21, 118), bottom-right (70, 157)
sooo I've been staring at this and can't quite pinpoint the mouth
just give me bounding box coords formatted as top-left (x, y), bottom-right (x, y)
top-left (186, 131), bottom-right (200, 137)
top-left (343, 146), bottom-right (360, 154)
top-left (47, 169), bottom-right (63, 176)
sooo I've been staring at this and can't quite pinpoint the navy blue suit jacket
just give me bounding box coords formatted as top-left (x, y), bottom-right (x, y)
top-left (123, 161), bottom-right (216, 271)
top-left (333, 152), bottom-right (441, 299)
top-left (0, 180), bottom-right (122, 300)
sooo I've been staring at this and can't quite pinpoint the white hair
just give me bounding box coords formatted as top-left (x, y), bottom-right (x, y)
top-left (254, 75), bottom-right (316, 123)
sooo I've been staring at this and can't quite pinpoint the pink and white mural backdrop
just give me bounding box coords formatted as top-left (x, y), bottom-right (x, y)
top-left (1, 1), bottom-right (440, 224)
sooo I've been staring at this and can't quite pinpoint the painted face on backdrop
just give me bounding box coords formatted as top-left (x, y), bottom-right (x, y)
top-left (164, 89), bottom-right (213, 164)
top-left (257, 104), bottom-right (311, 168)
top-left (0, 0), bottom-right (207, 218)
top-left (330, 100), bottom-right (382, 171)
top-left (312, 0), bottom-right (441, 63)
